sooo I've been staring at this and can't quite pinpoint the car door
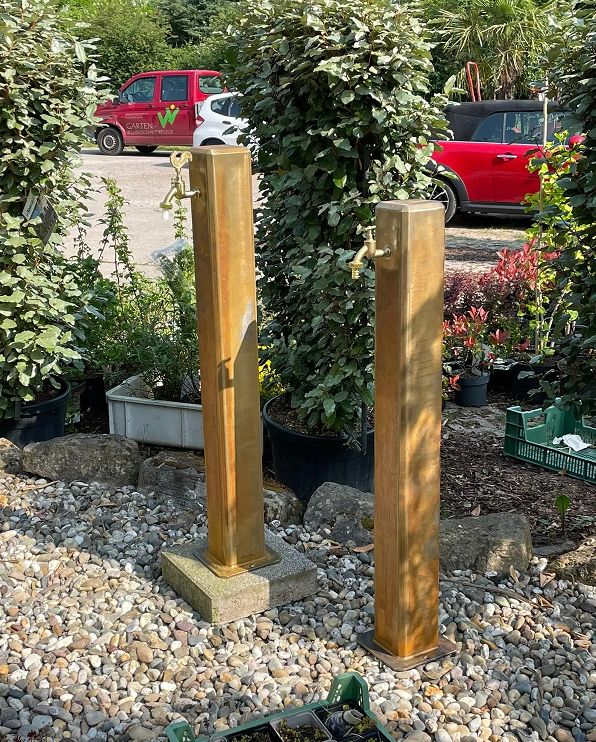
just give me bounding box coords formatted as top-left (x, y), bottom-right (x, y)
top-left (115, 74), bottom-right (158, 144)
top-left (492, 111), bottom-right (543, 204)
top-left (156, 73), bottom-right (193, 145)
top-left (434, 112), bottom-right (505, 203)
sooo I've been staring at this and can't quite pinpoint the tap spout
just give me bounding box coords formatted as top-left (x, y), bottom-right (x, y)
top-left (348, 228), bottom-right (391, 279)
top-left (159, 151), bottom-right (199, 211)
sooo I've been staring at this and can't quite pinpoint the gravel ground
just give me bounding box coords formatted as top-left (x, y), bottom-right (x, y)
top-left (66, 150), bottom-right (527, 277)
top-left (1, 473), bottom-right (595, 742)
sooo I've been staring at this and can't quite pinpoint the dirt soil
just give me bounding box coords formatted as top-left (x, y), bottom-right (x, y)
top-left (440, 417), bottom-right (595, 549)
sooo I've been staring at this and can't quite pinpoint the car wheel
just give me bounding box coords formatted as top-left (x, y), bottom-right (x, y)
top-left (200, 138), bottom-right (225, 146)
top-left (429, 179), bottom-right (457, 223)
top-left (135, 145), bottom-right (158, 154)
top-left (97, 128), bottom-right (124, 156)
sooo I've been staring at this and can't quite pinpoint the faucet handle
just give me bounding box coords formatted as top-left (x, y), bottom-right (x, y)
top-left (169, 151), bottom-right (192, 176)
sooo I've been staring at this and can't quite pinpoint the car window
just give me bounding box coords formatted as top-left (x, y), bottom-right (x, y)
top-left (120, 76), bottom-right (156, 104)
top-left (161, 75), bottom-right (189, 102)
top-left (210, 98), bottom-right (230, 116)
top-left (199, 75), bottom-right (224, 95)
top-left (229, 97), bottom-right (242, 118)
top-left (504, 111), bottom-right (545, 144)
top-left (471, 113), bottom-right (504, 143)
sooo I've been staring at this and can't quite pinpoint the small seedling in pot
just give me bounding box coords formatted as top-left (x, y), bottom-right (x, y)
top-left (230, 733), bottom-right (271, 742)
top-left (276, 721), bottom-right (328, 742)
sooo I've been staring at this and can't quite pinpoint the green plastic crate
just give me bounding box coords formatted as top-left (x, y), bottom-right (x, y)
top-left (504, 405), bottom-right (596, 484)
top-left (165, 673), bottom-right (394, 742)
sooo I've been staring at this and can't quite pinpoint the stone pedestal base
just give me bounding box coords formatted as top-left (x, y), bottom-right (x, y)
top-left (161, 530), bottom-right (318, 624)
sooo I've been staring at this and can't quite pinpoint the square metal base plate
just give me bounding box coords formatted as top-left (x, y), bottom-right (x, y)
top-left (357, 630), bottom-right (458, 671)
top-left (194, 545), bottom-right (281, 578)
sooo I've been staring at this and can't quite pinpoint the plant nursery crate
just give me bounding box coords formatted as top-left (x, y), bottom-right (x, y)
top-left (165, 673), bottom-right (394, 742)
top-left (504, 405), bottom-right (596, 484)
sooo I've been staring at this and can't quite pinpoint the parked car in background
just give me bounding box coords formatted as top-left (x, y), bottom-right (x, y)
top-left (192, 92), bottom-right (246, 147)
top-left (93, 70), bottom-right (224, 155)
top-left (430, 100), bottom-right (582, 222)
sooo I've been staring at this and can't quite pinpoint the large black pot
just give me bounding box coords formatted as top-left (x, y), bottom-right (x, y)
top-left (262, 398), bottom-right (374, 505)
top-left (454, 373), bottom-right (490, 407)
top-left (0, 378), bottom-right (71, 447)
top-left (510, 362), bottom-right (555, 403)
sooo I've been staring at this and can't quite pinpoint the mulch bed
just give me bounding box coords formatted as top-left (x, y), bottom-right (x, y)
top-left (440, 430), bottom-right (596, 547)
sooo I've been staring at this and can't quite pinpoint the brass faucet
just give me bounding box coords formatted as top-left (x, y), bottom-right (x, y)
top-left (159, 151), bottom-right (199, 213)
top-left (348, 227), bottom-right (391, 279)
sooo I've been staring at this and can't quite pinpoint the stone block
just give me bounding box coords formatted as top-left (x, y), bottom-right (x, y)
top-left (162, 530), bottom-right (317, 623)
top-left (137, 451), bottom-right (205, 502)
top-left (22, 434), bottom-right (140, 487)
top-left (0, 438), bottom-right (22, 473)
top-left (440, 513), bottom-right (532, 573)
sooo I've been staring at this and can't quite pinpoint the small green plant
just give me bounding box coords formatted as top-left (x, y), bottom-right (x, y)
top-left (84, 178), bottom-right (200, 402)
top-left (231, 732), bottom-right (271, 742)
top-left (555, 493), bottom-right (571, 536)
top-left (276, 722), bottom-right (327, 742)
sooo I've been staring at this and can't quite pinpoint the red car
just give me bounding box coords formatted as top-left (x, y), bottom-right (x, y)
top-left (93, 69), bottom-right (224, 155)
top-left (430, 100), bottom-right (581, 222)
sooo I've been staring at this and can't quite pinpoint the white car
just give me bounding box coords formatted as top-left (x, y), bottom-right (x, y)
top-left (193, 92), bottom-right (246, 147)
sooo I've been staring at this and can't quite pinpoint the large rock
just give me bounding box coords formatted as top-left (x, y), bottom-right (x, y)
top-left (304, 482), bottom-right (374, 544)
top-left (0, 438), bottom-right (22, 473)
top-left (440, 513), bottom-right (532, 573)
top-left (550, 537), bottom-right (596, 585)
top-left (263, 488), bottom-right (302, 525)
top-left (304, 482), bottom-right (532, 573)
top-left (137, 451), bottom-right (205, 502)
top-left (22, 434), bottom-right (140, 487)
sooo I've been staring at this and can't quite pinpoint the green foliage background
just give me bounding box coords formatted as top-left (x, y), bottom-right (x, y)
top-left (228, 0), bottom-right (448, 434)
top-left (0, 0), bottom-right (106, 418)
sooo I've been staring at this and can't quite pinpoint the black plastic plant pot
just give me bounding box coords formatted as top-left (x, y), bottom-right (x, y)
top-left (488, 360), bottom-right (516, 392)
top-left (454, 373), bottom-right (490, 407)
top-left (510, 362), bottom-right (550, 403)
top-left (262, 398), bottom-right (374, 506)
top-left (0, 378), bottom-right (71, 447)
top-left (80, 373), bottom-right (108, 417)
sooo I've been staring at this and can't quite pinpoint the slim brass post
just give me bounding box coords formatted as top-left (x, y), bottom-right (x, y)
top-left (357, 200), bottom-right (456, 669)
top-left (187, 147), bottom-right (278, 577)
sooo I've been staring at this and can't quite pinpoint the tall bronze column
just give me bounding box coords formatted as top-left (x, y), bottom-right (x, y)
top-left (187, 146), bottom-right (278, 577)
top-left (355, 200), bottom-right (456, 669)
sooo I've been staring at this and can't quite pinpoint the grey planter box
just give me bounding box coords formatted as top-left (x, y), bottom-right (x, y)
top-left (106, 375), bottom-right (204, 449)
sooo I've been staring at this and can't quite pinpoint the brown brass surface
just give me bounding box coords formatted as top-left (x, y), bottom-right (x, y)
top-left (188, 146), bottom-right (275, 575)
top-left (194, 545), bottom-right (281, 578)
top-left (373, 200), bottom-right (446, 659)
top-left (357, 630), bottom-right (457, 671)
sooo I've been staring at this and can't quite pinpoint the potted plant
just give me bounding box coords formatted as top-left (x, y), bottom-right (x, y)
top-left (0, 0), bottom-right (106, 446)
top-left (228, 0), bottom-right (448, 502)
top-left (443, 307), bottom-right (504, 407)
top-left (272, 714), bottom-right (330, 742)
top-left (88, 183), bottom-right (204, 447)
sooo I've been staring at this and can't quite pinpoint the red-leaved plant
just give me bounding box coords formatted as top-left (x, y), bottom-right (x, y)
top-left (443, 307), bottom-right (508, 377)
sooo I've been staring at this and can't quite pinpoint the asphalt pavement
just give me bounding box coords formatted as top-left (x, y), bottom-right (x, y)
top-left (65, 147), bottom-right (526, 277)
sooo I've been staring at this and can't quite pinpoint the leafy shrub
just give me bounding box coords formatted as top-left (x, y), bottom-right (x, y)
top-left (0, 0), bottom-right (105, 419)
top-left (543, 12), bottom-right (596, 413)
top-left (228, 0), bottom-right (448, 434)
top-left (83, 179), bottom-right (201, 402)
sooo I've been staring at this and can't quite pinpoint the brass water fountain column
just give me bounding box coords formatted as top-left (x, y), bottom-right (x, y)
top-left (351, 201), bottom-right (457, 670)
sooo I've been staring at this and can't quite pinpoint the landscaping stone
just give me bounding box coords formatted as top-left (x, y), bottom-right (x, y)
top-left (550, 537), bottom-right (596, 586)
top-left (137, 451), bottom-right (205, 502)
top-left (0, 438), bottom-right (21, 473)
top-left (138, 453), bottom-right (302, 525)
top-left (22, 433), bottom-right (140, 487)
top-left (263, 488), bottom-right (302, 525)
top-left (305, 483), bottom-right (532, 573)
top-left (440, 513), bottom-right (532, 573)
top-left (304, 482), bottom-right (374, 545)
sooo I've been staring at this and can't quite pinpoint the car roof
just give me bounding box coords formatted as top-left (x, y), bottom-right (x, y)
top-left (446, 100), bottom-right (561, 141)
